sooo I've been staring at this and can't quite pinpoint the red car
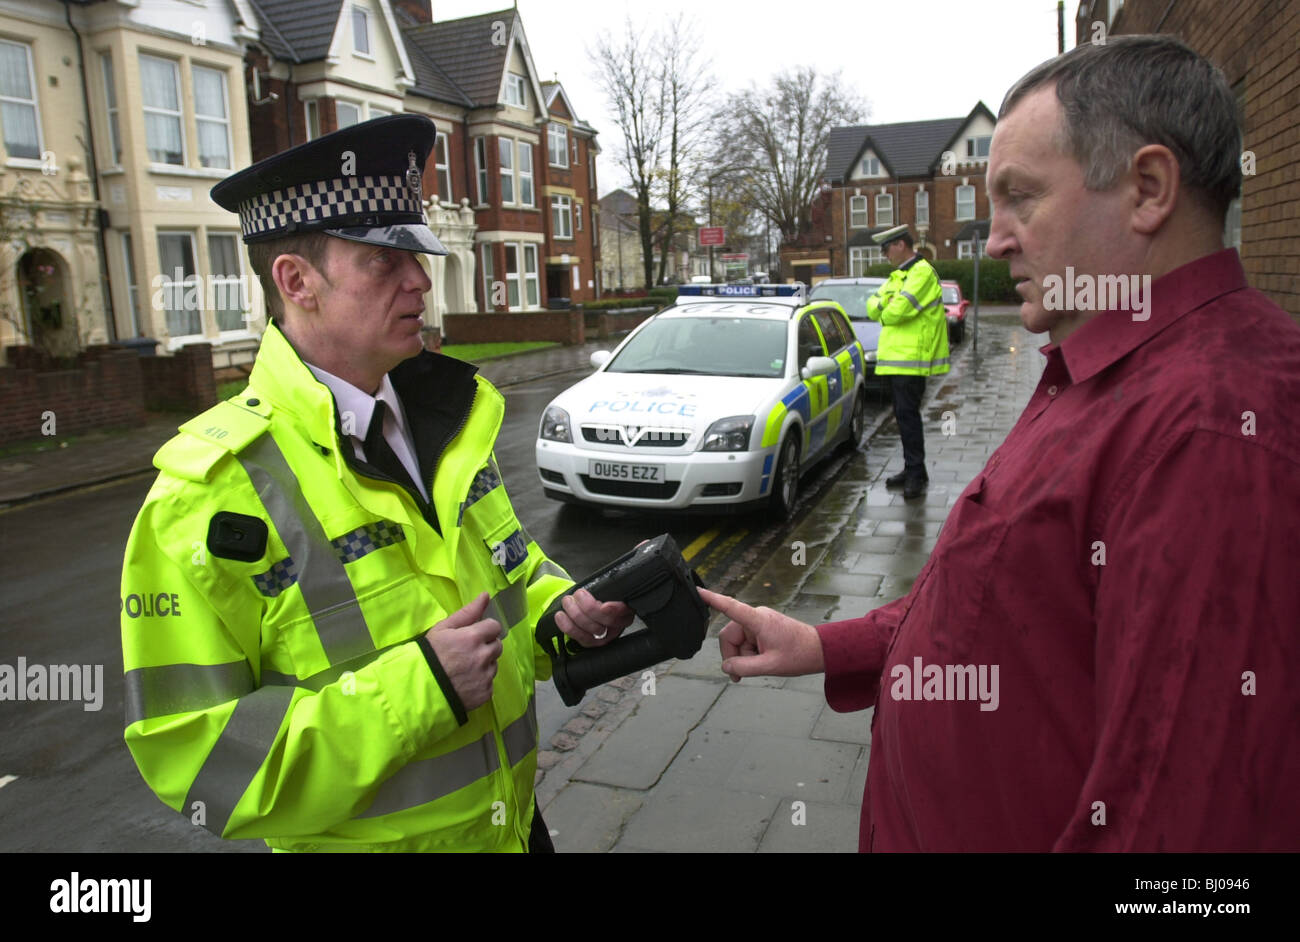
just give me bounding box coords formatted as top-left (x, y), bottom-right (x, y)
top-left (942, 280), bottom-right (970, 344)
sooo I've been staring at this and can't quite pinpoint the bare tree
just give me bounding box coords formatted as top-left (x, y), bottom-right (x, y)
top-left (590, 15), bottom-right (711, 288)
top-left (727, 68), bottom-right (868, 243)
top-left (590, 20), bottom-right (664, 290)
top-left (652, 15), bottom-right (710, 286)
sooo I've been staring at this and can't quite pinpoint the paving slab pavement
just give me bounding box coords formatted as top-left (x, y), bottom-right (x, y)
top-left (538, 308), bottom-right (1047, 853)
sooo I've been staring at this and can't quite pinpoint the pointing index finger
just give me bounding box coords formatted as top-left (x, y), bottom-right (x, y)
top-left (697, 587), bottom-right (759, 625)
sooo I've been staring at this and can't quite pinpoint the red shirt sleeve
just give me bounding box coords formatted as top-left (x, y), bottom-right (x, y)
top-left (816, 596), bottom-right (907, 713)
top-left (1052, 428), bottom-right (1300, 851)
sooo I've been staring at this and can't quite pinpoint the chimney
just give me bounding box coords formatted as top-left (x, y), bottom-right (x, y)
top-left (392, 1), bottom-right (432, 24)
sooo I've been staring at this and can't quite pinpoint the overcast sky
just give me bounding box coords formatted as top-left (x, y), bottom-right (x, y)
top-left (432, 0), bottom-right (1083, 195)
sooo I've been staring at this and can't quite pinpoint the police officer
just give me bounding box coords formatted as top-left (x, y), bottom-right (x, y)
top-left (120, 114), bottom-right (632, 852)
top-left (866, 224), bottom-right (950, 499)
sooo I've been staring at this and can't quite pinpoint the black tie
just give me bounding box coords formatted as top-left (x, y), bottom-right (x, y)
top-left (363, 400), bottom-right (419, 496)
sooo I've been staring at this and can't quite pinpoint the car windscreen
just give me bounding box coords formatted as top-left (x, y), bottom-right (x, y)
top-left (605, 316), bottom-right (788, 378)
top-left (942, 286), bottom-right (960, 303)
top-left (808, 284), bottom-right (879, 320)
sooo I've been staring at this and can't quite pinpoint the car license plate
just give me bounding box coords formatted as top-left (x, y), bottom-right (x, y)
top-left (589, 460), bottom-right (664, 482)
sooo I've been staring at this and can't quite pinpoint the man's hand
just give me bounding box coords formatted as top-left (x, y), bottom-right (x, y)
top-left (699, 588), bottom-right (825, 682)
top-left (425, 593), bottom-right (503, 712)
top-left (555, 588), bottom-right (635, 648)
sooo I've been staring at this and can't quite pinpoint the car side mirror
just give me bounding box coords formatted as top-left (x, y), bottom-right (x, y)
top-left (801, 356), bottom-right (838, 380)
top-left (590, 350), bottom-right (611, 369)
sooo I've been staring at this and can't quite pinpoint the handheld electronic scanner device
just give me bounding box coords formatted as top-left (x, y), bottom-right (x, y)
top-left (535, 534), bottom-right (709, 706)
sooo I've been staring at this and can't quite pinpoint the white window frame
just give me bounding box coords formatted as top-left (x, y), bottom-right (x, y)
top-left (504, 242), bottom-right (539, 310)
top-left (966, 135), bottom-right (991, 159)
top-left (121, 232), bottom-right (141, 336)
top-left (140, 53), bottom-right (185, 166)
top-left (552, 195), bottom-right (572, 239)
top-left (915, 189), bottom-right (929, 227)
top-left (957, 240), bottom-right (975, 259)
top-left (849, 246), bottom-right (882, 277)
top-left (481, 243), bottom-right (495, 310)
top-left (860, 155), bottom-right (881, 177)
top-left (434, 131), bottom-right (452, 203)
top-left (498, 137), bottom-right (514, 204)
top-left (369, 105), bottom-right (391, 118)
top-left (548, 122), bottom-right (568, 168)
top-left (192, 65), bottom-right (232, 170)
top-left (100, 51), bottom-right (122, 166)
top-left (875, 193), bottom-right (893, 227)
top-left (157, 231), bottom-right (202, 342)
top-left (575, 200), bottom-right (583, 231)
top-left (352, 5), bottom-right (372, 57)
top-left (505, 73), bottom-right (526, 108)
top-left (304, 100), bottom-right (320, 140)
top-left (474, 137), bottom-right (488, 204)
top-left (956, 184), bottom-right (975, 221)
top-left (0, 39), bottom-right (43, 164)
top-left (206, 232), bottom-right (248, 334)
top-left (335, 100), bottom-right (362, 129)
top-left (849, 195), bottom-right (868, 228)
top-left (517, 140), bottom-right (534, 206)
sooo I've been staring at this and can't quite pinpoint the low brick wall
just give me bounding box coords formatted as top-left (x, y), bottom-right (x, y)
top-left (441, 310), bottom-right (584, 345)
top-left (139, 344), bottom-right (217, 413)
top-left (0, 345), bottom-right (145, 445)
top-left (590, 307), bottom-right (657, 339)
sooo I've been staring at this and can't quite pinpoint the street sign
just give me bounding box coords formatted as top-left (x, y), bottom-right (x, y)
top-left (698, 227), bottom-right (725, 246)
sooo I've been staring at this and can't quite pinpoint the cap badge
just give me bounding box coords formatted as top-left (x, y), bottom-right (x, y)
top-left (406, 151), bottom-right (422, 203)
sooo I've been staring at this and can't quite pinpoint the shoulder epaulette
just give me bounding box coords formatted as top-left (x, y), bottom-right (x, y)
top-left (155, 397), bottom-right (272, 483)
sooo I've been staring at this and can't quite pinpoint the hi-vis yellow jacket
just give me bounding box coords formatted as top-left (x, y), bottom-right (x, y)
top-left (866, 255), bottom-right (950, 376)
top-left (120, 323), bottom-right (573, 852)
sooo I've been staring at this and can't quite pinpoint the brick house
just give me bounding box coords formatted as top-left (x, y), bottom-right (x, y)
top-left (781, 103), bottom-right (997, 285)
top-left (1077, 0), bottom-right (1299, 319)
top-left (245, 2), bottom-right (601, 326)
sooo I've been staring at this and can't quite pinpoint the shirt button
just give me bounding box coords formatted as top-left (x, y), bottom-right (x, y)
top-left (1047, 385), bottom-right (1058, 396)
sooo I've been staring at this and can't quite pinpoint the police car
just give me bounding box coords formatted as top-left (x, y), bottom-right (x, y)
top-left (535, 284), bottom-right (869, 516)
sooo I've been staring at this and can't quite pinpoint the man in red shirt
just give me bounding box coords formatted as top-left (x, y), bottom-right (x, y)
top-left (701, 35), bottom-right (1299, 851)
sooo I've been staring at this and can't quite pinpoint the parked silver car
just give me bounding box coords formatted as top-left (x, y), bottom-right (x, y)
top-left (808, 277), bottom-right (887, 394)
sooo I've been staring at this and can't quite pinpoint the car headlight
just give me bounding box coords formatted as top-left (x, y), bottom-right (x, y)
top-left (700, 415), bottom-right (754, 452)
top-left (540, 406), bottom-right (572, 443)
top-left (865, 350), bottom-right (877, 362)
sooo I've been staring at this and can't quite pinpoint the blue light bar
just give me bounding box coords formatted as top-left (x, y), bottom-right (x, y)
top-left (676, 284), bottom-right (805, 298)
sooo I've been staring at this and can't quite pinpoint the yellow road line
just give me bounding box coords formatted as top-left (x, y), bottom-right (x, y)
top-left (682, 527), bottom-right (720, 563)
top-left (695, 528), bottom-right (748, 579)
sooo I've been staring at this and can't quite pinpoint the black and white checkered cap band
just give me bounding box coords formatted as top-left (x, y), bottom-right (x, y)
top-left (238, 175), bottom-right (425, 239)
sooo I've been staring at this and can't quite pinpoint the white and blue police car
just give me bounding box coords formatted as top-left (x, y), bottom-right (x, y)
top-left (535, 284), bottom-right (869, 517)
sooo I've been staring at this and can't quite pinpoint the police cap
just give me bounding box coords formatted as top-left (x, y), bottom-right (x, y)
top-left (872, 224), bottom-right (911, 247)
top-left (210, 113), bottom-right (448, 255)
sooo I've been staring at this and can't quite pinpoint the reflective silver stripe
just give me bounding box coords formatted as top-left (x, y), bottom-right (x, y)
top-left (359, 732), bottom-right (499, 818)
top-left (124, 661), bottom-right (256, 725)
top-left (185, 685), bottom-right (295, 836)
top-left (529, 560), bottom-right (572, 585)
top-left (259, 642), bottom-right (399, 692)
top-left (875, 357), bottom-right (951, 369)
top-left (900, 290), bottom-right (923, 311)
top-left (240, 436), bottom-right (375, 664)
top-left (487, 579), bottom-right (528, 638)
top-left (501, 697), bottom-right (538, 767)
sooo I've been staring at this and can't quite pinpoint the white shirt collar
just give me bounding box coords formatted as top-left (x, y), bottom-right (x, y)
top-left (306, 364), bottom-right (408, 441)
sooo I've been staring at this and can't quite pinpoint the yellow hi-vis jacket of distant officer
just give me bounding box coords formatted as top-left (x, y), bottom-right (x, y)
top-left (120, 322), bottom-right (574, 852)
top-left (866, 254), bottom-right (951, 376)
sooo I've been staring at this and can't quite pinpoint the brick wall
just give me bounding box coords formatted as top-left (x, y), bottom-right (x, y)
top-left (139, 344), bottom-right (217, 413)
top-left (441, 311), bottom-right (584, 345)
top-left (1108, 0), bottom-right (1300, 318)
top-left (0, 346), bottom-right (144, 445)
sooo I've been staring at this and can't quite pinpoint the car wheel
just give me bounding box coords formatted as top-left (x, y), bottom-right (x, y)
top-left (768, 434), bottom-right (801, 519)
top-left (841, 389), bottom-right (867, 453)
